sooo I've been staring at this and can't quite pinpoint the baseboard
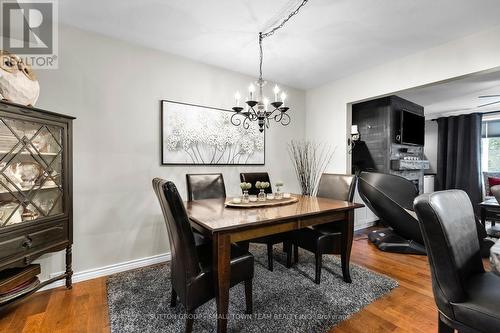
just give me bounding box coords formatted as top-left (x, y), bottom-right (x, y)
top-left (40, 252), bottom-right (171, 291)
top-left (354, 218), bottom-right (377, 231)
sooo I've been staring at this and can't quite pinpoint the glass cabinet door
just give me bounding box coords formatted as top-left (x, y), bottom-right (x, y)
top-left (0, 116), bottom-right (64, 227)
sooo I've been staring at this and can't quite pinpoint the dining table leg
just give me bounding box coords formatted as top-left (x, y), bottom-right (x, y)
top-left (213, 232), bottom-right (231, 333)
top-left (340, 210), bottom-right (354, 283)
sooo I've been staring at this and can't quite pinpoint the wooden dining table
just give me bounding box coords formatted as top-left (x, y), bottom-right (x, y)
top-left (186, 194), bottom-right (364, 333)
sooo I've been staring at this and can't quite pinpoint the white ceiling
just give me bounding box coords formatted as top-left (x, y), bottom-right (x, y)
top-left (398, 69), bottom-right (500, 118)
top-left (60, 0), bottom-right (500, 90)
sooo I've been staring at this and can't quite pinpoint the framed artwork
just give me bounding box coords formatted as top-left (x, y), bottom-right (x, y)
top-left (160, 100), bottom-right (265, 165)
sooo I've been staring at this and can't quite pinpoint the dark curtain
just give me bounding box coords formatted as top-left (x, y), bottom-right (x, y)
top-left (436, 113), bottom-right (482, 210)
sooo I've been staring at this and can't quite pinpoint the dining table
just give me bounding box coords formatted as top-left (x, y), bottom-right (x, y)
top-left (186, 194), bottom-right (364, 333)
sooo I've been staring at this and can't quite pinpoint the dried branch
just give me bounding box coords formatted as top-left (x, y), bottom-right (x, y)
top-left (288, 140), bottom-right (336, 196)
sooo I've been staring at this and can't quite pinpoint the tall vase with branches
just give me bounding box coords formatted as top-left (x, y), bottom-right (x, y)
top-left (288, 140), bottom-right (336, 196)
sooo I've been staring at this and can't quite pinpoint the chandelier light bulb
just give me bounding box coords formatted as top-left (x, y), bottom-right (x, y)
top-left (235, 91), bottom-right (241, 107)
top-left (273, 85), bottom-right (280, 101)
top-left (280, 92), bottom-right (287, 106)
top-left (248, 84), bottom-right (256, 100)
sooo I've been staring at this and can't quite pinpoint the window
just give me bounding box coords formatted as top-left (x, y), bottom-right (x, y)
top-left (482, 117), bottom-right (500, 172)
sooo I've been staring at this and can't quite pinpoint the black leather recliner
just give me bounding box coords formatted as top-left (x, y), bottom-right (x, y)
top-left (357, 172), bottom-right (426, 254)
top-left (152, 178), bottom-right (254, 333)
top-left (359, 172), bottom-right (494, 257)
top-left (414, 190), bottom-right (500, 333)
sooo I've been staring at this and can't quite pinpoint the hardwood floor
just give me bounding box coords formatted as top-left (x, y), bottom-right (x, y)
top-left (0, 228), bottom-right (491, 333)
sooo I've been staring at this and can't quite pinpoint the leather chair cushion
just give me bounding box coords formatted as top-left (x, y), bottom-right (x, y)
top-left (292, 227), bottom-right (341, 254)
top-left (452, 272), bottom-right (500, 332)
top-left (186, 243), bottom-right (254, 310)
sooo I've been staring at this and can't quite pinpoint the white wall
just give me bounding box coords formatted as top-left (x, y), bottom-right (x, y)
top-left (306, 24), bottom-right (500, 226)
top-left (424, 120), bottom-right (438, 174)
top-left (33, 25), bottom-right (306, 281)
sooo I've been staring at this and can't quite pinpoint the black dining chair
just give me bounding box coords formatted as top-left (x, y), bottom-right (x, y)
top-left (239, 172), bottom-right (292, 271)
top-left (186, 173), bottom-right (227, 246)
top-left (291, 173), bottom-right (357, 284)
top-left (152, 178), bottom-right (254, 333)
top-left (240, 172), bottom-right (273, 195)
top-left (414, 190), bottom-right (500, 333)
top-left (186, 173), bottom-right (226, 201)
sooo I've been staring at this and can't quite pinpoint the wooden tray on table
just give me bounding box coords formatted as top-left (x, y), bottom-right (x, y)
top-left (225, 196), bottom-right (298, 208)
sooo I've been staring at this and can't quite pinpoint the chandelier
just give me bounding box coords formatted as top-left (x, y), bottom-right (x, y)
top-left (231, 0), bottom-right (309, 132)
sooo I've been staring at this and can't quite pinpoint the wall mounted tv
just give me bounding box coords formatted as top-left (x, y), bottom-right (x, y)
top-left (399, 110), bottom-right (425, 146)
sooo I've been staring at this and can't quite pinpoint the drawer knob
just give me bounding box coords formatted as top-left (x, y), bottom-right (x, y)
top-left (22, 237), bottom-right (33, 249)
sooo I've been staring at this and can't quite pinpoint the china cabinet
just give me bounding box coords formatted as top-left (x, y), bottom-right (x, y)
top-left (0, 100), bottom-right (74, 308)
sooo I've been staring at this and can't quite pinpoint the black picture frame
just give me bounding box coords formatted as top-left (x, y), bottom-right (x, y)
top-left (160, 100), bottom-right (266, 166)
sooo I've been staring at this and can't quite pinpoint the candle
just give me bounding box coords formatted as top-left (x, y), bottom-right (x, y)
top-left (280, 92), bottom-right (287, 107)
top-left (234, 91), bottom-right (241, 107)
top-left (249, 84), bottom-right (255, 100)
top-left (273, 84), bottom-right (280, 102)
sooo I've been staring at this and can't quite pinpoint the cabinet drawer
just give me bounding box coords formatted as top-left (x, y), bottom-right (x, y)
top-left (0, 224), bottom-right (66, 261)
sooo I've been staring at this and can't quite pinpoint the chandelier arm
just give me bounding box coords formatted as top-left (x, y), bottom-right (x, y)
top-left (245, 106), bottom-right (255, 120)
top-left (280, 112), bottom-right (291, 126)
top-left (231, 112), bottom-right (243, 126)
top-left (242, 116), bottom-right (252, 130)
top-left (274, 112), bottom-right (283, 122)
top-left (266, 107), bottom-right (280, 119)
top-left (252, 107), bottom-right (260, 119)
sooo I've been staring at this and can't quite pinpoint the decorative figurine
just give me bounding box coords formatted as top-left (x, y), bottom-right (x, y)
top-left (0, 51), bottom-right (40, 106)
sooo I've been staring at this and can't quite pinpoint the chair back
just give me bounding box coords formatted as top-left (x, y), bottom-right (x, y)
top-left (414, 190), bottom-right (485, 317)
top-left (317, 173), bottom-right (356, 202)
top-left (186, 173), bottom-right (226, 201)
top-left (240, 172), bottom-right (272, 195)
top-left (358, 172), bottom-right (423, 243)
top-left (152, 178), bottom-right (201, 300)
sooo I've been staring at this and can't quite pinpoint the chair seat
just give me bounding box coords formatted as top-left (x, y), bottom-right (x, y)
top-left (186, 243), bottom-right (254, 310)
top-left (292, 227), bottom-right (341, 254)
top-left (451, 272), bottom-right (500, 332)
top-left (197, 243), bottom-right (254, 285)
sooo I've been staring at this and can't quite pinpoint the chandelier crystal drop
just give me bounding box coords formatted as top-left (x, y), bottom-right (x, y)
top-left (231, 0), bottom-right (309, 132)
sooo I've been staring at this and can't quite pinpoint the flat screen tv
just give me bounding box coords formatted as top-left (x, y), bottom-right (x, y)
top-left (400, 111), bottom-right (424, 146)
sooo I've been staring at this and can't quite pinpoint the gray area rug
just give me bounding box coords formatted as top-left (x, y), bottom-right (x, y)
top-left (107, 244), bottom-right (398, 332)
